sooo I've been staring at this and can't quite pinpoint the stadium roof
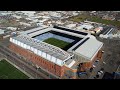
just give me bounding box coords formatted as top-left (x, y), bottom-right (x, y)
top-left (74, 37), bottom-right (103, 60)
top-left (22, 25), bottom-right (48, 35)
top-left (12, 35), bottom-right (71, 61)
top-left (12, 25), bottom-right (103, 63)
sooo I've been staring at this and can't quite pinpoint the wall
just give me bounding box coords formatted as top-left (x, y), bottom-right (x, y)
top-left (62, 65), bottom-right (77, 79)
top-left (9, 42), bottom-right (65, 78)
top-left (10, 38), bottom-right (63, 66)
top-left (80, 49), bottom-right (103, 71)
top-left (9, 41), bottom-right (103, 78)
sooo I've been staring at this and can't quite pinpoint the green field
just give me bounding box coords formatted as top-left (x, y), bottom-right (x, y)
top-left (69, 14), bottom-right (120, 28)
top-left (43, 38), bottom-right (70, 49)
top-left (69, 14), bottom-right (89, 22)
top-left (0, 60), bottom-right (29, 79)
top-left (88, 16), bottom-right (120, 28)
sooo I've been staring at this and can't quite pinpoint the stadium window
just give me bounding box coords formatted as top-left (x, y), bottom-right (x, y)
top-left (35, 56), bottom-right (37, 60)
top-left (34, 56), bottom-right (36, 60)
top-left (50, 64), bottom-right (52, 69)
top-left (40, 59), bottom-right (42, 63)
top-left (44, 61), bottom-right (46, 65)
top-left (46, 63), bottom-right (47, 66)
top-left (36, 57), bottom-right (38, 60)
top-left (41, 60), bottom-right (43, 64)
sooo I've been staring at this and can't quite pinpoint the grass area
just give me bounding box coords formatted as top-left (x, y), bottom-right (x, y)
top-left (0, 60), bottom-right (29, 79)
top-left (88, 16), bottom-right (120, 28)
top-left (43, 38), bottom-right (70, 49)
top-left (69, 14), bottom-right (89, 22)
top-left (69, 14), bottom-right (120, 28)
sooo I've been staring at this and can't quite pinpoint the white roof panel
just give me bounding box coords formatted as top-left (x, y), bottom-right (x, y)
top-left (75, 38), bottom-right (103, 60)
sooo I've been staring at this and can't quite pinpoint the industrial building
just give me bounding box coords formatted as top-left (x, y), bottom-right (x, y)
top-left (9, 25), bottom-right (104, 79)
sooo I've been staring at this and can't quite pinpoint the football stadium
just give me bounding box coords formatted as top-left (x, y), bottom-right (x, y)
top-left (9, 25), bottom-right (104, 79)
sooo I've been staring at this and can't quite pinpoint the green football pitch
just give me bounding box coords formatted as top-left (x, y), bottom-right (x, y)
top-left (43, 38), bottom-right (70, 49)
top-left (0, 60), bottom-right (29, 79)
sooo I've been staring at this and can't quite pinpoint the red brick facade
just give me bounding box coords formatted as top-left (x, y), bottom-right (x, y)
top-left (9, 42), bottom-right (103, 79)
top-left (80, 49), bottom-right (103, 71)
top-left (62, 65), bottom-right (77, 79)
top-left (9, 42), bottom-right (65, 78)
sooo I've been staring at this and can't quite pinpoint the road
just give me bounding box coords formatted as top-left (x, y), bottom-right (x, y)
top-left (0, 44), bottom-right (51, 79)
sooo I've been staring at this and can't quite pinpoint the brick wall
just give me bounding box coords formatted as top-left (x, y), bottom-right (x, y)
top-left (62, 65), bottom-right (77, 79)
top-left (80, 49), bottom-right (103, 71)
top-left (9, 42), bottom-right (103, 78)
top-left (9, 42), bottom-right (65, 77)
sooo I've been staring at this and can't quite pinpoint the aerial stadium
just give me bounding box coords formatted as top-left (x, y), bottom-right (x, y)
top-left (9, 25), bottom-right (104, 79)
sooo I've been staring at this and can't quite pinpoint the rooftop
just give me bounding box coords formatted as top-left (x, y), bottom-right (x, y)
top-left (12, 35), bottom-right (71, 61)
top-left (74, 37), bottom-right (103, 60)
top-left (0, 29), bottom-right (5, 34)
